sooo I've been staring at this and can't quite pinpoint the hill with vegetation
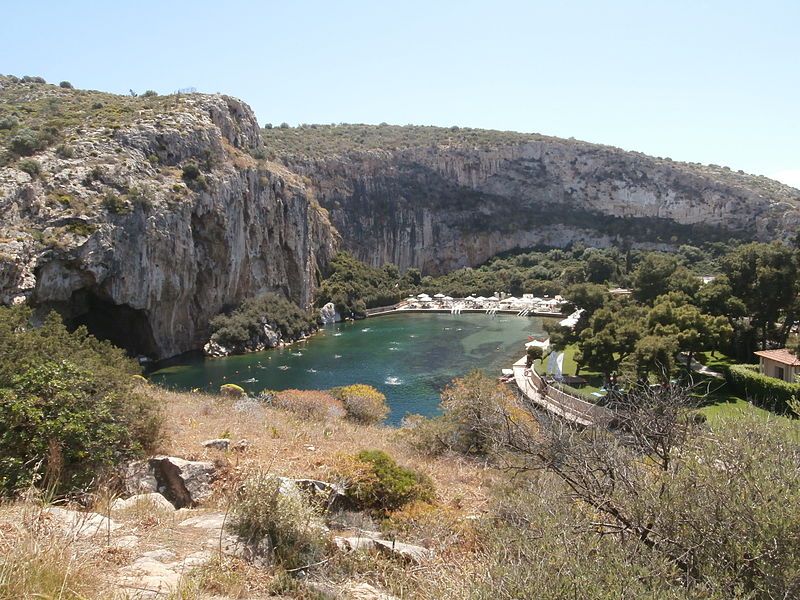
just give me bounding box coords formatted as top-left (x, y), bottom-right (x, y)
top-left (264, 123), bottom-right (800, 274)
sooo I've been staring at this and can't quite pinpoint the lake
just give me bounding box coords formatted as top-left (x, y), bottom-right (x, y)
top-left (150, 312), bottom-right (550, 424)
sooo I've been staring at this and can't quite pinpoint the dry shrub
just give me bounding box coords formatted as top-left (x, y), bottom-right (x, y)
top-left (274, 389), bottom-right (345, 421)
top-left (228, 472), bottom-right (329, 569)
top-left (333, 384), bottom-right (389, 424)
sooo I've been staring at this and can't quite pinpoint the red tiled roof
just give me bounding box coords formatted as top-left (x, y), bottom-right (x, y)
top-left (753, 348), bottom-right (800, 366)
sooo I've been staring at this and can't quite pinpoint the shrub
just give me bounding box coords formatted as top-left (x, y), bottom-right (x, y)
top-left (334, 449), bottom-right (435, 513)
top-left (228, 472), bottom-right (329, 569)
top-left (0, 307), bottom-right (162, 495)
top-left (403, 371), bottom-right (537, 457)
top-left (141, 90), bottom-right (158, 97)
top-left (220, 383), bottom-right (246, 398)
top-left (726, 363), bottom-right (799, 412)
top-left (55, 144), bottom-right (75, 158)
top-left (0, 115), bottom-right (18, 130)
top-left (333, 384), bottom-right (389, 424)
top-left (17, 159), bottom-right (41, 177)
top-left (21, 76), bottom-right (46, 84)
top-left (102, 192), bottom-right (130, 214)
top-left (58, 81), bottom-right (73, 89)
top-left (181, 163), bottom-right (201, 181)
top-left (273, 389), bottom-right (344, 421)
top-left (9, 128), bottom-right (41, 156)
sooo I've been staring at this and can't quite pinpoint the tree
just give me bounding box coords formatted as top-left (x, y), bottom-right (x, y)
top-left (585, 252), bottom-right (617, 283)
top-left (633, 253), bottom-right (679, 304)
top-left (721, 242), bottom-right (799, 350)
top-left (525, 345), bottom-right (543, 369)
top-left (576, 301), bottom-right (646, 381)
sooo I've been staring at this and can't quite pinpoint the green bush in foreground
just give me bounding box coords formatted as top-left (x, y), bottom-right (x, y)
top-left (228, 472), bottom-right (328, 569)
top-left (334, 449), bottom-right (435, 513)
top-left (0, 306), bottom-right (162, 495)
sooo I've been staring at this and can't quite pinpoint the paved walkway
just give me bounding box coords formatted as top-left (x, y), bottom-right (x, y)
top-left (512, 357), bottom-right (612, 427)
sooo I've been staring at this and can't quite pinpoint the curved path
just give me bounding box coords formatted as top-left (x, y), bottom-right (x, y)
top-left (512, 357), bottom-right (613, 427)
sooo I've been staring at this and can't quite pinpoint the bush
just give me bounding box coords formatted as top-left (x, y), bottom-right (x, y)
top-left (17, 159), bottom-right (41, 178)
top-left (0, 307), bottom-right (162, 495)
top-left (9, 128), bottom-right (41, 156)
top-left (334, 449), bottom-right (435, 513)
top-left (403, 371), bottom-right (537, 457)
top-left (58, 81), bottom-right (73, 89)
top-left (141, 90), bottom-right (158, 97)
top-left (273, 390), bottom-right (344, 421)
top-left (228, 472), bottom-right (329, 569)
top-left (220, 383), bottom-right (245, 398)
top-left (181, 163), bottom-right (201, 181)
top-left (726, 363), bottom-right (799, 412)
top-left (55, 144), bottom-right (75, 159)
top-left (0, 115), bottom-right (18, 130)
top-left (102, 192), bottom-right (130, 214)
top-left (333, 384), bottom-right (389, 424)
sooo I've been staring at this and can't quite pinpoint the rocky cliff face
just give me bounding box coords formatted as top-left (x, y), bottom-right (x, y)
top-left (0, 80), bottom-right (338, 358)
top-left (269, 126), bottom-right (800, 274)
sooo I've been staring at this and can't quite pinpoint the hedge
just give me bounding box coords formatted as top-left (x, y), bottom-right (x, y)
top-left (725, 364), bottom-right (799, 413)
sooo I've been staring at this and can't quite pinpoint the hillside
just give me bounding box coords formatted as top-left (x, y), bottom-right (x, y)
top-left (0, 77), bottom-right (338, 358)
top-left (2, 76), bottom-right (800, 359)
top-left (265, 124), bottom-right (800, 273)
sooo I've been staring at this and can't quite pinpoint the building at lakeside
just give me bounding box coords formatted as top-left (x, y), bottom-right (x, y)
top-left (753, 348), bottom-right (800, 382)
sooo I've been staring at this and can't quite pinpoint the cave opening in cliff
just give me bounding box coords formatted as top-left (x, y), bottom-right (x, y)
top-left (63, 289), bottom-right (159, 359)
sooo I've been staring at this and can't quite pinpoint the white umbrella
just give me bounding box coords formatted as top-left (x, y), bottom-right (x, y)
top-left (475, 296), bottom-right (486, 301)
top-left (433, 293), bottom-right (446, 298)
top-left (443, 295), bottom-right (453, 301)
top-left (417, 293), bottom-right (428, 298)
top-left (488, 295), bottom-right (500, 301)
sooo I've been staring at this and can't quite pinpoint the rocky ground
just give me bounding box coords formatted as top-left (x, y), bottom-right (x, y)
top-left (0, 386), bottom-right (495, 599)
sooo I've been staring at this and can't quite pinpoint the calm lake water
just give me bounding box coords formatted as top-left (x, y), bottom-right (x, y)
top-left (150, 313), bottom-right (550, 424)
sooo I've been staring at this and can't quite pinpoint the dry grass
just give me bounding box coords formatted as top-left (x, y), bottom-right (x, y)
top-left (151, 386), bottom-right (498, 514)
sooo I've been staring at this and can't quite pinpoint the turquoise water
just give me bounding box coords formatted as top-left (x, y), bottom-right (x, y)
top-left (150, 313), bottom-right (549, 424)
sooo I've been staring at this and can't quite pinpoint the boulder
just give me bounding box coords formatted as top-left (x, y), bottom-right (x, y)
top-left (201, 438), bottom-right (231, 451)
top-left (44, 507), bottom-right (121, 539)
top-left (282, 477), bottom-right (351, 512)
top-left (111, 492), bottom-right (176, 512)
top-left (373, 539), bottom-right (433, 563)
top-left (125, 456), bottom-right (217, 508)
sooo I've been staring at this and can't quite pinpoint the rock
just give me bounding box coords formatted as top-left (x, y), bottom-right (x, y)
top-left (178, 511), bottom-right (226, 530)
top-left (201, 438), bottom-right (231, 451)
top-left (124, 460), bottom-right (158, 495)
top-left (204, 339), bottom-right (231, 357)
top-left (232, 438), bottom-right (251, 451)
top-left (279, 477), bottom-right (351, 512)
top-left (112, 534), bottom-right (140, 549)
top-left (373, 539), bottom-right (433, 563)
top-left (320, 302), bottom-right (338, 324)
top-left (111, 492), bottom-right (176, 512)
top-left (44, 507), bottom-right (121, 539)
top-left (126, 456), bottom-right (216, 508)
top-left (346, 583), bottom-right (401, 600)
top-left (334, 536), bottom-right (377, 552)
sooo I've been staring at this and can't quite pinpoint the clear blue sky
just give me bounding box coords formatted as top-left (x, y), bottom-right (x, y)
top-left (3, 1), bottom-right (799, 186)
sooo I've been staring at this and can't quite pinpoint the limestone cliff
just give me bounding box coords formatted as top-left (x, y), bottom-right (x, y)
top-left (265, 125), bottom-right (800, 274)
top-left (0, 79), bottom-right (338, 358)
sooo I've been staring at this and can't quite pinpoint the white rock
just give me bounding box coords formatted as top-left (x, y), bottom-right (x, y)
top-left (44, 507), bottom-right (121, 539)
top-left (111, 492), bottom-right (175, 512)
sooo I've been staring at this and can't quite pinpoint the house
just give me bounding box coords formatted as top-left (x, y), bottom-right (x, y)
top-left (753, 348), bottom-right (800, 382)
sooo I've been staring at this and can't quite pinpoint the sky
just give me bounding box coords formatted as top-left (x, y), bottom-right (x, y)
top-left (3, 1), bottom-right (799, 187)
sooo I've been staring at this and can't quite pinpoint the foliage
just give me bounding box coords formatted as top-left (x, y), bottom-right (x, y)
top-left (332, 384), bottom-right (389, 424)
top-left (228, 471), bottom-right (329, 569)
top-left (726, 363), bottom-right (799, 413)
top-left (316, 252), bottom-right (406, 316)
top-left (209, 293), bottom-right (317, 351)
top-left (273, 389), bottom-right (345, 421)
top-left (403, 371), bottom-right (537, 457)
top-left (219, 383), bottom-right (245, 398)
top-left (17, 158), bottom-right (41, 177)
top-left (0, 306), bottom-right (162, 496)
top-left (58, 81), bottom-right (73, 89)
top-left (101, 191), bottom-right (130, 214)
top-left (333, 449), bottom-right (435, 513)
